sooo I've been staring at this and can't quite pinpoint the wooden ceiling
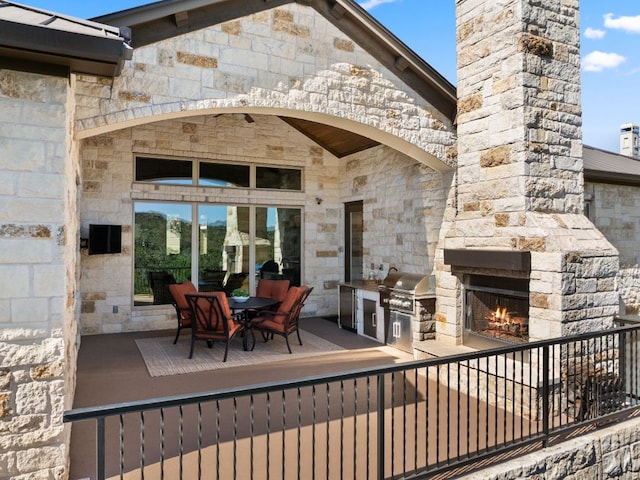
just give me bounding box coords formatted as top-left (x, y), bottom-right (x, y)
top-left (279, 117), bottom-right (380, 158)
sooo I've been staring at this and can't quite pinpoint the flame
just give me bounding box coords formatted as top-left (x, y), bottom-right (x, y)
top-left (494, 306), bottom-right (509, 323)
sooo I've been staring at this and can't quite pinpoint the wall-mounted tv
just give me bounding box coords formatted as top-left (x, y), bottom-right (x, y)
top-left (88, 224), bottom-right (122, 255)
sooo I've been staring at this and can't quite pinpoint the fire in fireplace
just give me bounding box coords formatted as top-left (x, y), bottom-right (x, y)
top-left (465, 275), bottom-right (529, 344)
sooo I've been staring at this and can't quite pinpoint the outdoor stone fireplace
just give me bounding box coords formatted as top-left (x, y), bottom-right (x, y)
top-left (437, 0), bottom-right (621, 346)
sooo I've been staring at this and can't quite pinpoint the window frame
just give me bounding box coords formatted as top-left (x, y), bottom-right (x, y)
top-left (134, 155), bottom-right (303, 192)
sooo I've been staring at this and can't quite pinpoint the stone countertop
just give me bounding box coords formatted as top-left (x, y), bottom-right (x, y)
top-left (339, 280), bottom-right (382, 293)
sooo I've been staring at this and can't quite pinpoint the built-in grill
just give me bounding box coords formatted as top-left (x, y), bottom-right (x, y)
top-left (389, 273), bottom-right (436, 314)
top-left (379, 271), bottom-right (436, 352)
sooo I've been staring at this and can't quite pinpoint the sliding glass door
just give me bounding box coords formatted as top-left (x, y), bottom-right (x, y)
top-left (134, 202), bottom-right (301, 306)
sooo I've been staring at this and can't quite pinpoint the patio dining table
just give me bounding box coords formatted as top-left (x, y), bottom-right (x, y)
top-left (228, 296), bottom-right (278, 351)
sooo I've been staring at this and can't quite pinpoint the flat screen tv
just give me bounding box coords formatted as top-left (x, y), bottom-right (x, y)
top-left (88, 224), bottom-right (122, 255)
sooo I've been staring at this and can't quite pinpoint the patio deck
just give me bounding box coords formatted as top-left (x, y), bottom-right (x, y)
top-left (69, 317), bottom-right (415, 479)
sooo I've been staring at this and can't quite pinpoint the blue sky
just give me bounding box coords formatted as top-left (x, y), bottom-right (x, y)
top-left (24, 0), bottom-right (639, 153)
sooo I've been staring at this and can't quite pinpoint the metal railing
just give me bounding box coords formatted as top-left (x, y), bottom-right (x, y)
top-left (64, 323), bottom-right (640, 479)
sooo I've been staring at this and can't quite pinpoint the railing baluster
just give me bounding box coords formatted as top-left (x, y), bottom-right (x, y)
top-left (178, 405), bottom-right (183, 480)
top-left (266, 393), bottom-right (270, 480)
top-left (119, 414), bottom-right (124, 480)
top-left (140, 411), bottom-right (145, 480)
top-left (281, 390), bottom-right (286, 480)
top-left (414, 368), bottom-right (418, 471)
top-left (159, 409), bottom-right (164, 480)
top-left (297, 387), bottom-right (302, 480)
top-left (250, 395), bottom-right (254, 480)
top-left (197, 403), bottom-right (202, 480)
top-left (446, 363), bottom-right (451, 462)
top-left (391, 371), bottom-right (395, 475)
top-left (476, 359), bottom-right (480, 460)
top-left (233, 397), bottom-right (238, 480)
top-left (503, 352), bottom-right (507, 445)
top-left (542, 345), bottom-right (550, 447)
top-left (425, 365), bottom-right (430, 469)
top-left (353, 378), bottom-right (357, 480)
top-left (485, 356), bottom-right (489, 453)
top-left (215, 400), bottom-right (220, 480)
top-left (377, 373), bottom-right (385, 480)
top-left (402, 370), bottom-right (407, 474)
top-left (340, 379), bottom-right (344, 480)
top-left (466, 359), bottom-right (470, 460)
top-left (436, 364), bottom-right (440, 467)
top-left (326, 383), bottom-right (330, 480)
top-left (97, 416), bottom-right (106, 480)
top-left (457, 360), bottom-right (461, 461)
top-left (366, 376), bottom-right (370, 480)
top-left (312, 385), bottom-right (317, 480)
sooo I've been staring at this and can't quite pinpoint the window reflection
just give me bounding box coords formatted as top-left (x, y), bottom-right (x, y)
top-left (255, 207), bottom-right (301, 286)
top-left (134, 202), bottom-right (302, 305)
top-left (198, 205), bottom-right (250, 294)
top-left (256, 167), bottom-right (302, 190)
top-left (199, 162), bottom-right (250, 187)
top-left (134, 202), bottom-right (192, 306)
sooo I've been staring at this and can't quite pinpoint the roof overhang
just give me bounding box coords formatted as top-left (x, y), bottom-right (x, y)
top-left (0, 2), bottom-right (132, 77)
top-left (583, 145), bottom-right (640, 187)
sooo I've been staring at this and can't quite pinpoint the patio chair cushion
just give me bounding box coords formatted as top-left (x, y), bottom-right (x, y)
top-left (256, 279), bottom-right (290, 303)
top-left (191, 293), bottom-right (241, 338)
top-left (276, 286), bottom-right (301, 315)
top-left (185, 292), bottom-right (243, 361)
top-left (169, 281), bottom-right (197, 327)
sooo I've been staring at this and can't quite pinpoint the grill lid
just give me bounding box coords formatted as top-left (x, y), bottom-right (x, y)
top-left (380, 270), bottom-right (404, 289)
top-left (392, 273), bottom-right (436, 298)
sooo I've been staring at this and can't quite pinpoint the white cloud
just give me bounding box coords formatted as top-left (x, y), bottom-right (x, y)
top-left (583, 50), bottom-right (626, 72)
top-left (357, 0), bottom-right (398, 10)
top-left (603, 13), bottom-right (640, 34)
top-left (584, 27), bottom-right (606, 39)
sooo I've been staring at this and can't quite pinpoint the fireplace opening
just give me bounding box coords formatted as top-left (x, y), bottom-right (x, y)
top-left (465, 275), bottom-right (529, 345)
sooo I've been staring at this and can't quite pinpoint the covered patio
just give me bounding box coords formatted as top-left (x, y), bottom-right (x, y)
top-left (69, 318), bottom-right (414, 479)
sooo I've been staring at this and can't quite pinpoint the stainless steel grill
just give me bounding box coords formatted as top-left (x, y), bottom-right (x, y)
top-left (379, 271), bottom-right (436, 353)
top-left (388, 273), bottom-right (436, 314)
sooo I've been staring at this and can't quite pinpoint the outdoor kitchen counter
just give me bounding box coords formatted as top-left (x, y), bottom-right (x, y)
top-left (338, 282), bottom-right (385, 343)
top-left (339, 280), bottom-right (381, 292)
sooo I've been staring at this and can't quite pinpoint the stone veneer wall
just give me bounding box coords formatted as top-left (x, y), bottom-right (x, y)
top-left (439, 0), bottom-right (620, 345)
top-left (585, 181), bottom-right (640, 314)
top-left (458, 416), bottom-right (640, 479)
top-left (339, 146), bottom-right (452, 276)
top-left (0, 70), bottom-right (79, 478)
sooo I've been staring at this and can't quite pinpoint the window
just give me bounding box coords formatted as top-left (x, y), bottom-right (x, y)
top-left (136, 157), bottom-right (193, 184)
top-left (583, 200), bottom-right (592, 220)
top-left (255, 207), bottom-right (301, 285)
top-left (135, 156), bottom-right (302, 191)
top-left (256, 166), bottom-right (302, 190)
top-left (134, 202), bottom-right (302, 306)
top-left (134, 202), bottom-right (192, 306)
top-left (199, 162), bottom-right (250, 187)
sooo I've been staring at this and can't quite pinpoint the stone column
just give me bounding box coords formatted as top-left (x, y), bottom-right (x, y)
top-left (456, 0), bottom-right (585, 216)
top-left (0, 69), bottom-right (79, 479)
top-left (438, 0), bottom-right (619, 344)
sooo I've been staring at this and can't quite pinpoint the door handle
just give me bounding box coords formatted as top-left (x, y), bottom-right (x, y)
top-left (372, 313), bottom-right (376, 327)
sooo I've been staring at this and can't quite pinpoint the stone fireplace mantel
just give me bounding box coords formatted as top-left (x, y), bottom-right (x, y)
top-left (444, 249), bottom-right (531, 272)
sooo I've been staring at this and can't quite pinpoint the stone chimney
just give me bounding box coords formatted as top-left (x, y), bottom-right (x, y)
top-left (439, 0), bottom-right (619, 343)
